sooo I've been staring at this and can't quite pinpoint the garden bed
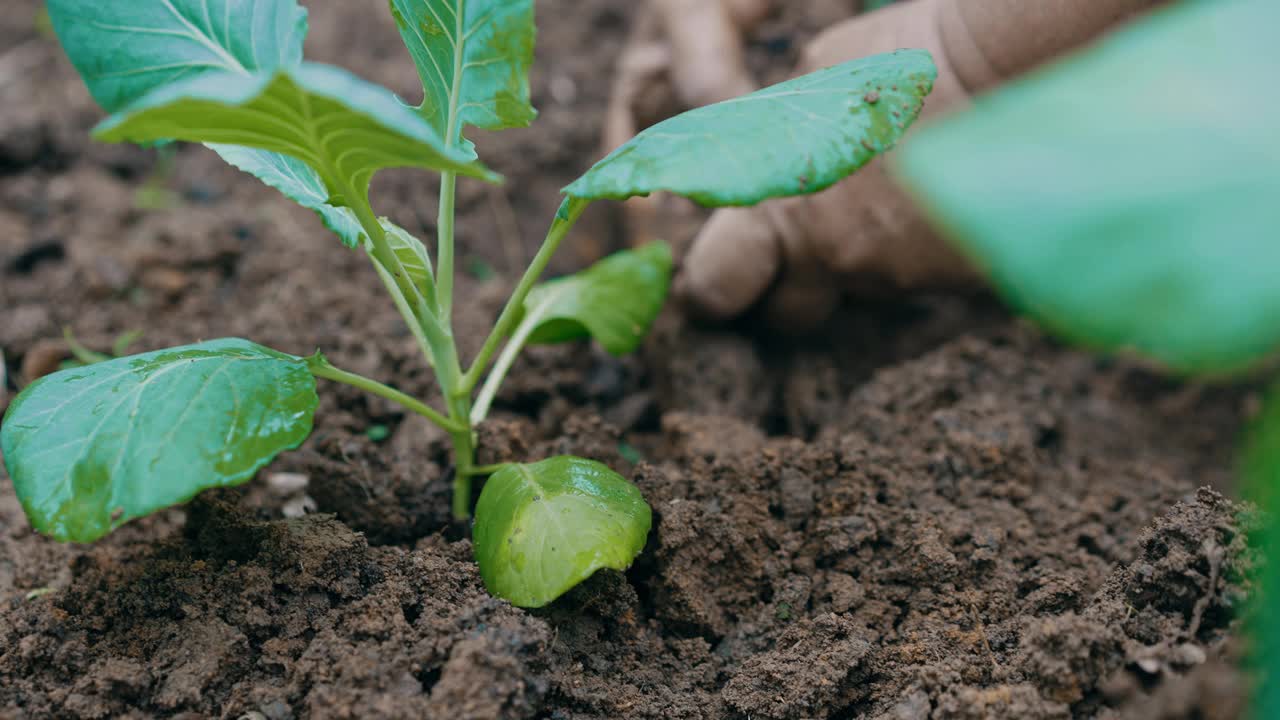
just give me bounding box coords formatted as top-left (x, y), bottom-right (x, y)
top-left (0, 1), bottom-right (1258, 717)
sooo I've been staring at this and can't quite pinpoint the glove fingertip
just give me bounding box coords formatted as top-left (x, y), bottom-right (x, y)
top-left (678, 207), bottom-right (782, 321)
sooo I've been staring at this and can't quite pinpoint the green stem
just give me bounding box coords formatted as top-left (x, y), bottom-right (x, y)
top-left (307, 355), bottom-right (464, 434)
top-left (469, 463), bottom-right (510, 475)
top-left (436, 171), bottom-right (458, 321)
top-left (447, 393), bottom-right (475, 519)
top-left (346, 189), bottom-right (461, 387)
top-left (349, 199), bottom-right (422, 329)
top-left (462, 197), bottom-right (589, 391)
top-left (434, 178), bottom-right (473, 520)
top-left (432, 3), bottom-right (483, 518)
top-left (436, 0), bottom-right (464, 320)
top-left (369, 254), bottom-right (436, 367)
top-left (470, 308), bottom-right (542, 425)
top-left (348, 190), bottom-right (478, 516)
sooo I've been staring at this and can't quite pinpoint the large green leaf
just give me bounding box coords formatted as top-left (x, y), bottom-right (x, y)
top-left (48, 0), bottom-right (478, 248)
top-left (895, 0), bottom-right (1280, 374)
top-left (473, 456), bottom-right (652, 608)
top-left (1, 339), bottom-right (317, 543)
top-left (47, 0), bottom-right (308, 112)
top-left (564, 50), bottom-right (936, 206)
top-left (95, 64), bottom-right (495, 197)
top-left (388, 0), bottom-right (537, 143)
top-left (522, 241), bottom-right (673, 355)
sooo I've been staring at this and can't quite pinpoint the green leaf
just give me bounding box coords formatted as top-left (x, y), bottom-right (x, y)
top-left (388, 0), bottom-right (537, 144)
top-left (895, 0), bottom-right (1280, 374)
top-left (1242, 382), bottom-right (1280, 720)
top-left (473, 456), bottom-right (652, 608)
top-left (1244, 383), bottom-right (1280, 523)
top-left (1257, 524), bottom-right (1280, 720)
top-left (520, 241), bottom-right (673, 355)
top-left (95, 64), bottom-right (496, 198)
top-left (211, 145), bottom-right (441, 272)
top-left (0, 339), bottom-right (317, 543)
top-left (47, 0), bottom-right (490, 248)
top-left (212, 143), bottom-right (366, 246)
top-left (564, 50), bottom-right (936, 206)
top-left (47, 0), bottom-right (308, 112)
top-left (385, 221), bottom-right (436, 302)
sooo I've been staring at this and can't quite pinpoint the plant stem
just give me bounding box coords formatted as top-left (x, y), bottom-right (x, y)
top-left (307, 355), bottom-right (464, 433)
top-left (462, 197), bottom-right (590, 391)
top-left (446, 392), bottom-right (475, 519)
top-left (348, 198), bottom-right (427, 332)
top-left (470, 463), bottom-right (510, 475)
top-left (433, 173), bottom-right (473, 519)
top-left (346, 190), bottom-right (461, 387)
top-left (342, 181), bottom-right (479, 517)
top-left (436, 171), bottom-right (458, 320)
top-left (369, 254), bottom-right (436, 367)
top-left (470, 307), bottom-right (543, 425)
top-left (436, 0), bottom-right (464, 320)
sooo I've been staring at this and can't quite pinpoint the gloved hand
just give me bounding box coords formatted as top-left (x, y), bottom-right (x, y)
top-left (609, 0), bottom-right (1161, 331)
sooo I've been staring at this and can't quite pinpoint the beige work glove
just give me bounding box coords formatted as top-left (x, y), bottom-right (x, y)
top-left (610, 0), bottom-right (1160, 331)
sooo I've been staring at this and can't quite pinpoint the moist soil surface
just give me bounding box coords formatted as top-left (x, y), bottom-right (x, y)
top-left (0, 1), bottom-right (1263, 718)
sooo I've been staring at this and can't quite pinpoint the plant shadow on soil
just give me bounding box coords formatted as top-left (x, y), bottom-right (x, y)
top-left (0, 1), bottom-right (1264, 718)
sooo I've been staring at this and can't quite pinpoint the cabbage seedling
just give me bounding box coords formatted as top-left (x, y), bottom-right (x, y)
top-left (1, 0), bottom-right (935, 607)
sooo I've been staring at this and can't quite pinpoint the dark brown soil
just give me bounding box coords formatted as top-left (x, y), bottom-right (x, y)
top-left (0, 1), bottom-right (1263, 718)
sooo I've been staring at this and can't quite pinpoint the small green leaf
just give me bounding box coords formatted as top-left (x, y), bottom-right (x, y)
top-left (212, 144), bottom-right (366, 247)
top-left (389, 0), bottom-right (537, 144)
top-left (1, 339), bottom-right (317, 543)
top-left (212, 145), bottom-right (438, 266)
top-left (95, 64), bottom-right (496, 198)
top-left (895, 0), bottom-right (1280, 374)
top-left (47, 0), bottom-right (308, 112)
top-left (473, 456), bottom-right (651, 608)
top-left (521, 242), bottom-right (673, 355)
top-left (385, 222), bottom-right (436, 301)
top-left (565, 50), bottom-right (936, 206)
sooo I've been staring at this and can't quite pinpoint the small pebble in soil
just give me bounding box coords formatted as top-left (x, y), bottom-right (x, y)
top-left (550, 73), bottom-right (578, 104)
top-left (281, 495), bottom-right (317, 519)
top-left (267, 473), bottom-right (310, 497)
